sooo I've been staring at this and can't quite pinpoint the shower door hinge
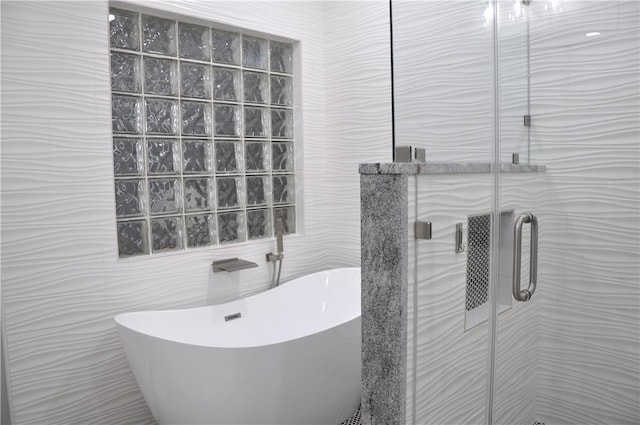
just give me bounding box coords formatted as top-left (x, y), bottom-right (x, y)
top-left (395, 145), bottom-right (427, 162)
top-left (415, 221), bottom-right (432, 240)
top-left (523, 114), bottom-right (531, 126)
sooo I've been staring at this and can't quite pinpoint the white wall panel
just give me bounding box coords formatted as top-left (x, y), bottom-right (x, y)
top-left (392, 0), bottom-right (493, 162)
top-left (410, 174), bottom-right (493, 425)
top-left (323, 0), bottom-right (392, 267)
top-left (3, 0), bottom-right (638, 424)
top-left (527, 1), bottom-right (640, 423)
top-left (0, 1), bottom-right (390, 423)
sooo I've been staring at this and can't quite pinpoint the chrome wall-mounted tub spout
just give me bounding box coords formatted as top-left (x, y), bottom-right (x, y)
top-left (266, 218), bottom-right (284, 288)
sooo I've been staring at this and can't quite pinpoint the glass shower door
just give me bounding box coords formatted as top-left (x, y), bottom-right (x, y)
top-left (491, 1), bottom-right (640, 424)
top-left (391, 1), bottom-right (497, 424)
top-left (391, 0), bottom-right (638, 423)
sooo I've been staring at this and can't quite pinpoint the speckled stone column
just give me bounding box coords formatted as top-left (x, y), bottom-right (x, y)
top-left (360, 172), bottom-right (408, 425)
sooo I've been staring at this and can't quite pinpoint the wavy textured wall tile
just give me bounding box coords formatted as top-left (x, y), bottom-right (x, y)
top-left (491, 175), bottom-right (546, 425)
top-left (410, 175), bottom-right (493, 425)
top-left (1, 1), bottom-right (391, 423)
top-left (323, 1), bottom-right (392, 267)
top-left (527, 1), bottom-right (640, 423)
top-left (392, 0), bottom-right (494, 163)
top-left (4, 0), bottom-right (638, 424)
top-left (407, 173), bottom-right (544, 425)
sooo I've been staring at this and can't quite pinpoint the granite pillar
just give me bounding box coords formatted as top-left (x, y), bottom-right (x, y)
top-left (360, 173), bottom-right (408, 425)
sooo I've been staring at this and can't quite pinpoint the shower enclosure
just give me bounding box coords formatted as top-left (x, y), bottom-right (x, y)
top-left (390, 0), bottom-right (639, 424)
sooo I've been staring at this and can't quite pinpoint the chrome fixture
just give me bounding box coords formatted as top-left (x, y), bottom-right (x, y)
top-left (266, 218), bottom-right (284, 288)
top-left (512, 153), bottom-right (520, 164)
top-left (455, 222), bottom-right (469, 253)
top-left (415, 221), bottom-right (432, 240)
top-left (224, 312), bottom-right (242, 322)
top-left (512, 211), bottom-right (538, 302)
top-left (395, 145), bottom-right (413, 162)
top-left (212, 258), bottom-right (259, 273)
top-left (395, 145), bottom-right (426, 162)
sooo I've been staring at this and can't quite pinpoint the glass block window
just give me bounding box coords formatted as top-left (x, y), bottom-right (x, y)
top-left (110, 8), bottom-right (296, 258)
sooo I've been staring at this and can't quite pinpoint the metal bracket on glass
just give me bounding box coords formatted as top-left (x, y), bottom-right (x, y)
top-left (512, 212), bottom-right (538, 302)
top-left (212, 258), bottom-right (259, 273)
top-left (455, 223), bottom-right (469, 253)
top-left (395, 145), bottom-right (413, 162)
top-left (415, 221), bottom-right (432, 240)
top-left (395, 146), bottom-right (426, 162)
top-left (523, 114), bottom-right (531, 126)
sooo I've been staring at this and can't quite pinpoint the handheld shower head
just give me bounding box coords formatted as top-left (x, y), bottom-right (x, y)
top-left (276, 218), bottom-right (284, 254)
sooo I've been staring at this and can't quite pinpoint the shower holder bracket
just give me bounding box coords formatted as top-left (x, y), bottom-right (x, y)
top-left (456, 222), bottom-right (469, 253)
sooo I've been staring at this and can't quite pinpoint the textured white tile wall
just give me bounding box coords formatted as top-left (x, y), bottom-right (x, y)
top-left (3, 0), bottom-right (638, 424)
top-left (392, 0), bottom-right (494, 162)
top-left (408, 173), bottom-right (543, 425)
top-left (409, 174), bottom-right (493, 425)
top-left (0, 1), bottom-right (391, 423)
top-left (492, 174), bottom-right (545, 425)
top-left (498, 2), bottom-right (531, 164)
top-left (324, 0), bottom-right (392, 266)
top-left (527, 1), bottom-right (640, 424)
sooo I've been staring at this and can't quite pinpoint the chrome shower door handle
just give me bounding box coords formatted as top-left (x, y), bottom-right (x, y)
top-left (512, 211), bottom-right (538, 302)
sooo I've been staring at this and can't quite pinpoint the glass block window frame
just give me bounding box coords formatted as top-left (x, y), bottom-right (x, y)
top-left (110, 7), bottom-right (297, 258)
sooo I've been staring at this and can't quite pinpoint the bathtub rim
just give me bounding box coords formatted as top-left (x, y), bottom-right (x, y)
top-left (114, 266), bottom-right (361, 349)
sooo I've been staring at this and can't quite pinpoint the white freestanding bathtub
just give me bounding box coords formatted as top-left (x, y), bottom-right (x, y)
top-left (114, 267), bottom-right (361, 425)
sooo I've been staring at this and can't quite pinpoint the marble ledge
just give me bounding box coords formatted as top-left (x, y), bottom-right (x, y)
top-left (359, 162), bottom-right (546, 175)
